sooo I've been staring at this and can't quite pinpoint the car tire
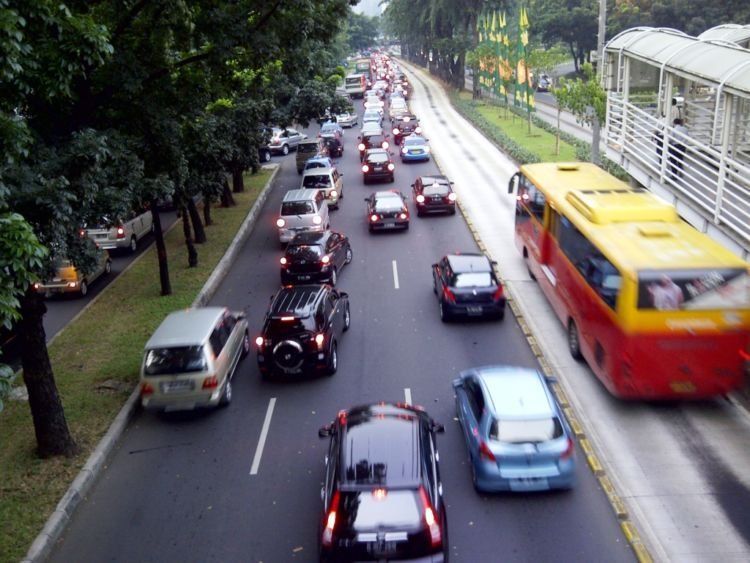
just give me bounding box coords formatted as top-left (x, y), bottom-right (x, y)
top-left (495, 308), bottom-right (505, 322)
top-left (470, 456), bottom-right (483, 493)
top-left (403, 222), bottom-right (409, 230)
top-left (104, 260), bottom-right (112, 275)
top-left (129, 236), bottom-right (137, 253)
top-left (281, 144), bottom-right (289, 156)
top-left (343, 302), bottom-right (351, 332)
top-left (344, 247), bottom-right (353, 265)
top-left (79, 280), bottom-right (88, 297)
top-left (568, 319), bottom-right (583, 360)
top-left (439, 300), bottom-right (450, 322)
top-left (219, 379), bottom-right (232, 407)
top-left (241, 330), bottom-right (251, 358)
top-left (261, 149), bottom-right (271, 163)
top-left (330, 267), bottom-right (337, 286)
top-left (363, 177), bottom-right (368, 185)
top-left (326, 341), bottom-right (338, 376)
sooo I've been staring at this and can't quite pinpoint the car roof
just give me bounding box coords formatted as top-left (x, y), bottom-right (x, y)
top-left (404, 135), bottom-right (426, 143)
top-left (301, 168), bottom-right (332, 178)
top-left (366, 148), bottom-right (389, 156)
top-left (145, 307), bottom-right (226, 349)
top-left (282, 188), bottom-right (320, 202)
top-left (339, 403), bottom-right (426, 488)
top-left (445, 253), bottom-right (491, 273)
top-left (472, 366), bottom-right (555, 419)
top-left (270, 285), bottom-right (324, 317)
top-left (289, 231), bottom-right (328, 245)
top-left (374, 190), bottom-right (403, 200)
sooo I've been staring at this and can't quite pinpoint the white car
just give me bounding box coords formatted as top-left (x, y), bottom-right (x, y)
top-left (335, 112), bottom-right (358, 128)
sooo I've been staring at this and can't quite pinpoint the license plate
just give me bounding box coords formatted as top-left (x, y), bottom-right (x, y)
top-left (467, 306), bottom-right (483, 315)
top-left (52, 278), bottom-right (62, 282)
top-left (381, 223), bottom-right (396, 229)
top-left (670, 381), bottom-right (697, 393)
top-left (373, 166), bottom-right (383, 171)
top-left (509, 477), bottom-right (548, 491)
top-left (160, 380), bottom-right (194, 393)
top-left (297, 275), bottom-right (311, 280)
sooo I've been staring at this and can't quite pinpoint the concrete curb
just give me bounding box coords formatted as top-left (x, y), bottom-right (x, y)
top-left (22, 164), bottom-right (280, 563)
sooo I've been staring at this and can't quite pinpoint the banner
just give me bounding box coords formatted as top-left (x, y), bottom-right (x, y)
top-left (515, 4), bottom-right (535, 111)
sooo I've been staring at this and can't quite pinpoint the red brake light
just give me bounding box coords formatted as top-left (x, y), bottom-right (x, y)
top-left (387, 163), bottom-right (395, 171)
top-left (115, 226), bottom-right (126, 239)
top-left (393, 128), bottom-right (400, 135)
top-left (561, 437), bottom-right (575, 461)
top-left (492, 285), bottom-right (504, 301)
top-left (416, 194), bottom-right (425, 203)
top-left (276, 218), bottom-right (285, 228)
top-left (448, 192), bottom-right (457, 202)
top-left (442, 287), bottom-right (456, 304)
top-left (321, 255), bottom-right (331, 264)
top-left (358, 143), bottom-right (365, 151)
top-left (280, 256), bottom-right (287, 265)
top-left (370, 214), bottom-right (378, 222)
top-left (322, 490), bottom-right (340, 547)
top-left (202, 376), bottom-right (218, 389)
top-left (479, 440), bottom-right (496, 461)
top-left (280, 316), bottom-right (295, 321)
top-left (418, 486), bottom-right (442, 547)
top-left (399, 212), bottom-right (407, 219)
top-left (362, 164), bottom-right (370, 173)
top-left (382, 141), bottom-right (389, 149)
top-left (315, 333), bottom-right (325, 350)
top-left (255, 336), bottom-right (264, 348)
top-left (140, 382), bottom-right (154, 396)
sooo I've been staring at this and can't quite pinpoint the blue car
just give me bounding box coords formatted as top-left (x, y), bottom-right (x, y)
top-left (400, 134), bottom-right (430, 162)
top-left (452, 365), bottom-right (576, 493)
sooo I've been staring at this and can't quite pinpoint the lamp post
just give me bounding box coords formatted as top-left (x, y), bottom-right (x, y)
top-left (591, 0), bottom-right (607, 165)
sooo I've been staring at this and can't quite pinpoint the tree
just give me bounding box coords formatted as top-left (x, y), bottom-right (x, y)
top-left (347, 12), bottom-right (380, 52)
top-left (531, 0), bottom-right (598, 72)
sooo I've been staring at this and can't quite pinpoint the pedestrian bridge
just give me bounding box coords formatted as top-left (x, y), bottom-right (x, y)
top-left (603, 26), bottom-right (750, 259)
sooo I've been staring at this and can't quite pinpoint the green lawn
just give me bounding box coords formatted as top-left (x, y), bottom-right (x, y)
top-left (457, 90), bottom-right (578, 162)
top-left (0, 170), bottom-right (270, 561)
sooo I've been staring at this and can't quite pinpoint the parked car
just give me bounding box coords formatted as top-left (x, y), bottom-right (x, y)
top-left (452, 365), bottom-right (576, 492)
top-left (335, 112), bottom-right (358, 128)
top-left (269, 126), bottom-right (306, 155)
top-left (296, 138), bottom-right (328, 174)
top-left (139, 307), bottom-right (250, 411)
top-left (277, 189), bottom-right (330, 244)
top-left (432, 253), bottom-right (506, 321)
top-left (256, 284), bottom-right (350, 378)
top-left (317, 403), bottom-right (448, 562)
top-left (361, 148), bottom-right (395, 184)
top-left (83, 208), bottom-right (153, 253)
top-left (280, 230), bottom-right (352, 285)
top-left (412, 175), bottom-right (457, 216)
top-left (400, 134), bottom-right (431, 162)
top-left (365, 190), bottom-right (409, 232)
top-left (33, 249), bottom-right (111, 298)
top-left (301, 167), bottom-right (344, 209)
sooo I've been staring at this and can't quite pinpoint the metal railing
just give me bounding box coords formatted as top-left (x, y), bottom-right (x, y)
top-left (606, 94), bottom-right (750, 254)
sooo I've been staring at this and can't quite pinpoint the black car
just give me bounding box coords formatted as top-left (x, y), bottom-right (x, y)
top-left (318, 403), bottom-right (448, 563)
top-left (412, 175), bottom-right (457, 216)
top-left (365, 190), bottom-right (409, 232)
top-left (321, 133), bottom-right (344, 158)
top-left (358, 133), bottom-right (390, 161)
top-left (361, 148), bottom-right (395, 184)
top-left (392, 113), bottom-right (421, 145)
top-left (432, 253), bottom-right (506, 321)
top-left (256, 284), bottom-right (350, 378)
top-left (280, 231), bottom-right (352, 285)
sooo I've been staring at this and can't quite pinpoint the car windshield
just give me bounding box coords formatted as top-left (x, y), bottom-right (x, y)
top-left (339, 490), bottom-right (421, 532)
top-left (281, 201), bottom-right (315, 215)
top-left (374, 196), bottom-right (403, 211)
top-left (404, 137), bottom-right (426, 146)
top-left (454, 272), bottom-right (493, 288)
top-left (144, 346), bottom-right (207, 376)
top-left (305, 161), bottom-right (329, 170)
top-left (490, 417), bottom-right (563, 443)
top-left (298, 143), bottom-right (319, 154)
top-left (368, 153), bottom-right (389, 163)
top-left (287, 244), bottom-right (322, 260)
top-left (321, 124), bottom-right (338, 133)
top-left (424, 184), bottom-right (449, 196)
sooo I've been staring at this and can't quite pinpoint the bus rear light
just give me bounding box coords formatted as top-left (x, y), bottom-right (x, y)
top-left (321, 490), bottom-right (340, 547)
top-left (276, 218), bottom-right (286, 228)
top-left (140, 382), bottom-right (154, 396)
top-left (202, 376), bottom-right (218, 389)
top-left (418, 486), bottom-right (442, 547)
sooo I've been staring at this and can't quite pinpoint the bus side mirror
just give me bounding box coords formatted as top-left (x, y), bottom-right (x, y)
top-left (508, 173), bottom-right (519, 194)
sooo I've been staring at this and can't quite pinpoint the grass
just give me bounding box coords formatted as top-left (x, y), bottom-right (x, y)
top-left (456, 90), bottom-right (578, 162)
top-left (0, 170), bottom-right (270, 561)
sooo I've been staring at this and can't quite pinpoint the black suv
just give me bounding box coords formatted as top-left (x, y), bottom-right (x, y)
top-left (318, 403), bottom-right (448, 562)
top-left (358, 132), bottom-right (390, 161)
top-left (280, 231), bottom-right (352, 285)
top-left (256, 285), bottom-right (350, 378)
top-left (392, 113), bottom-right (421, 145)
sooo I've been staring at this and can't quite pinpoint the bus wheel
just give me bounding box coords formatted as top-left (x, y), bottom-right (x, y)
top-left (523, 248), bottom-right (536, 281)
top-left (567, 319), bottom-right (583, 361)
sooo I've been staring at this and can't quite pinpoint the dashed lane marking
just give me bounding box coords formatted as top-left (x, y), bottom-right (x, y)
top-left (250, 397), bottom-right (277, 475)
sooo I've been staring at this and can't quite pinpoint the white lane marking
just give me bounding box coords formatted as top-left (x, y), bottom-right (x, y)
top-left (404, 388), bottom-right (412, 405)
top-left (392, 260), bottom-right (400, 289)
top-left (250, 397), bottom-right (277, 475)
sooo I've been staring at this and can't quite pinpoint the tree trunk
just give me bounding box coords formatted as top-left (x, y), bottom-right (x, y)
top-left (203, 194), bottom-right (213, 226)
top-left (180, 205), bottom-right (198, 267)
top-left (591, 114), bottom-right (601, 165)
top-left (19, 290), bottom-right (78, 458)
top-left (569, 42), bottom-right (579, 72)
top-left (221, 178), bottom-right (236, 207)
top-left (187, 196), bottom-right (206, 243)
top-left (232, 167), bottom-right (245, 193)
top-left (151, 201), bottom-right (172, 296)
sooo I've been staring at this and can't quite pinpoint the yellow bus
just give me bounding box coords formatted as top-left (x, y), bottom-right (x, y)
top-left (508, 162), bottom-right (749, 399)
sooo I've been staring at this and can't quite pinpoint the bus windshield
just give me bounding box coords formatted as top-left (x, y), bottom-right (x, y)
top-left (637, 268), bottom-right (750, 311)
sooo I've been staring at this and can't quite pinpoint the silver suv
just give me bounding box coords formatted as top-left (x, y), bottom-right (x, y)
top-left (300, 168), bottom-right (343, 209)
top-left (276, 188), bottom-right (330, 244)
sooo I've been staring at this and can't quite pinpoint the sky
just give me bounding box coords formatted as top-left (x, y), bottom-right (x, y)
top-left (353, 0), bottom-right (386, 17)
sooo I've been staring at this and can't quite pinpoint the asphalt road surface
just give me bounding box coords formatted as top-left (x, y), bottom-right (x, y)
top-left (48, 99), bottom-right (634, 562)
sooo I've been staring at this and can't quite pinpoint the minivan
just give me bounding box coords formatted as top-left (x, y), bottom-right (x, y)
top-left (84, 208), bottom-right (153, 253)
top-left (300, 168), bottom-right (343, 209)
top-left (277, 188), bottom-right (330, 244)
top-left (140, 307), bottom-right (250, 412)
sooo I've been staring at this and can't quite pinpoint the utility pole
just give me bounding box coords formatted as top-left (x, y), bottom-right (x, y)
top-left (591, 0), bottom-right (607, 165)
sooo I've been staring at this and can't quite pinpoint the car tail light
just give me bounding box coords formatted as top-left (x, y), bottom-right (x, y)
top-left (78, 229), bottom-right (86, 238)
top-left (276, 218), bottom-right (285, 228)
top-left (479, 440), bottom-right (496, 462)
top-left (399, 212), bottom-right (407, 219)
top-left (33, 282), bottom-right (40, 290)
top-left (382, 141), bottom-right (389, 149)
top-left (492, 285), bottom-right (504, 301)
top-left (560, 437), bottom-right (575, 461)
top-left (202, 376), bottom-right (218, 389)
top-left (387, 163), bottom-right (395, 171)
top-left (312, 215), bottom-right (322, 225)
top-left (418, 486), bottom-right (442, 547)
top-left (362, 164), bottom-right (369, 173)
top-left (321, 255), bottom-right (331, 264)
top-left (330, 190), bottom-right (337, 198)
top-left (401, 147), bottom-right (408, 154)
top-left (392, 128), bottom-right (400, 135)
top-left (321, 490), bottom-right (340, 547)
top-left (358, 143), bottom-right (365, 151)
top-left (416, 126), bottom-right (422, 134)
top-left (115, 225), bottom-right (126, 239)
top-left (416, 194), bottom-right (425, 203)
top-left (448, 193), bottom-right (457, 202)
top-left (255, 336), bottom-right (264, 348)
top-left (370, 214), bottom-right (379, 222)
top-left (315, 333), bottom-right (325, 350)
top-left (442, 287), bottom-right (456, 303)
top-left (280, 256), bottom-right (287, 265)
top-left (140, 382), bottom-right (154, 396)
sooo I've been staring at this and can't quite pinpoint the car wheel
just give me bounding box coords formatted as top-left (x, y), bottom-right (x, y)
top-left (344, 246), bottom-right (353, 265)
top-left (568, 319), bottom-right (583, 360)
top-left (343, 302), bottom-right (351, 332)
top-left (261, 149), bottom-right (271, 163)
top-left (439, 300), bottom-right (450, 322)
top-left (104, 260), bottom-right (112, 275)
top-left (403, 222), bottom-right (409, 230)
top-left (219, 379), bottom-right (232, 407)
top-left (241, 330), bottom-right (251, 358)
top-left (470, 456), bottom-right (482, 493)
top-left (129, 236), bottom-right (137, 253)
top-left (326, 342), bottom-right (338, 376)
top-left (363, 177), bottom-right (368, 185)
top-left (330, 267), bottom-right (338, 286)
top-left (496, 308), bottom-right (505, 322)
top-left (79, 280), bottom-right (88, 297)
top-left (281, 144), bottom-right (289, 156)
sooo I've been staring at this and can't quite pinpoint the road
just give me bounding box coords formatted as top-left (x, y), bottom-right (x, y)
top-left (48, 87), bottom-right (634, 560)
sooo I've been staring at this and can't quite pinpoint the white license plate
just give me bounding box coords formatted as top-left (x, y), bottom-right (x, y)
top-left (381, 223), bottom-right (396, 229)
top-left (466, 306), bottom-right (483, 315)
top-left (509, 477), bottom-right (548, 491)
top-left (161, 380), bottom-right (194, 393)
top-left (297, 275), bottom-right (311, 280)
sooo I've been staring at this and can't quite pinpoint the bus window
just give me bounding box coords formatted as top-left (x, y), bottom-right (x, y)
top-left (637, 268), bottom-right (750, 311)
top-left (519, 176), bottom-right (545, 221)
top-left (581, 255), bottom-right (622, 309)
top-left (557, 215), bottom-right (593, 267)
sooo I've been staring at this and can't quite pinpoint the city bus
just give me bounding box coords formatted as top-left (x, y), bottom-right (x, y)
top-left (507, 162), bottom-right (749, 399)
top-left (344, 73), bottom-right (367, 98)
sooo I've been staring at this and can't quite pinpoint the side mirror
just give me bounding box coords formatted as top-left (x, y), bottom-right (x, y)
top-left (432, 422), bottom-right (445, 434)
top-left (410, 183), bottom-right (415, 188)
top-left (491, 260), bottom-right (498, 266)
top-left (508, 172), bottom-right (519, 194)
top-left (318, 424), bottom-right (333, 438)
top-left (451, 377), bottom-right (462, 389)
top-left (364, 197), bottom-right (369, 202)
top-left (431, 263), bottom-right (438, 269)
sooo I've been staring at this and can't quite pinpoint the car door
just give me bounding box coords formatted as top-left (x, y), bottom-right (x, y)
top-left (209, 322), bottom-right (230, 385)
top-left (433, 259), bottom-right (449, 296)
top-left (460, 377), bottom-right (485, 459)
top-left (332, 169), bottom-right (343, 194)
top-left (326, 233), bottom-right (343, 270)
top-left (325, 291), bottom-right (341, 340)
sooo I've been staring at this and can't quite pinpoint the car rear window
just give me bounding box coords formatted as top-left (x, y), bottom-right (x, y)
top-left (302, 175), bottom-right (331, 190)
top-left (286, 244), bottom-right (322, 260)
top-left (368, 152), bottom-right (388, 163)
top-left (298, 143), bottom-right (319, 154)
top-left (490, 417), bottom-right (563, 443)
top-left (404, 137), bottom-right (425, 146)
top-left (374, 196), bottom-right (403, 211)
top-left (424, 184), bottom-right (449, 196)
top-left (281, 201), bottom-right (315, 215)
top-left (453, 272), bottom-right (493, 288)
top-left (340, 490), bottom-right (421, 531)
top-left (144, 346), bottom-right (206, 376)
